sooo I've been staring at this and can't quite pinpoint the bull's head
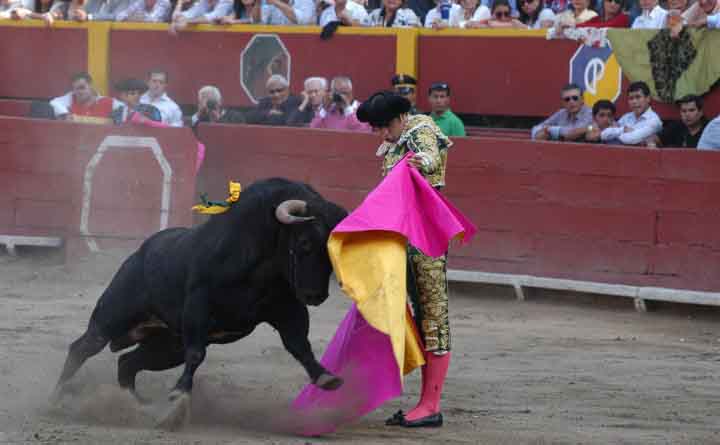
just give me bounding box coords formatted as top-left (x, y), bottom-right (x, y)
top-left (275, 199), bottom-right (338, 306)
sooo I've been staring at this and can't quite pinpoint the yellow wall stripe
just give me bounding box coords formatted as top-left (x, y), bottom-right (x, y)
top-left (87, 22), bottom-right (111, 95)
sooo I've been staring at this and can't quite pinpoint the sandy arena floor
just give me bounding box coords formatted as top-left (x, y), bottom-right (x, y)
top-left (1, 248), bottom-right (720, 445)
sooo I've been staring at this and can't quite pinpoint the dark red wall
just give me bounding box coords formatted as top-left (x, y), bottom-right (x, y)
top-left (0, 27), bottom-right (87, 99)
top-left (196, 124), bottom-right (720, 293)
top-left (0, 117), bottom-right (196, 253)
top-left (109, 30), bottom-right (397, 106)
top-left (416, 36), bottom-right (720, 120)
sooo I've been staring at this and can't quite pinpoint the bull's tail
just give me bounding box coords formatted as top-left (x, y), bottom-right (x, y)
top-left (53, 324), bottom-right (109, 401)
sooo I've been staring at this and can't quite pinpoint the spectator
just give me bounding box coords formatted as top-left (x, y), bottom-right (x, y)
top-left (631, 0), bottom-right (667, 27)
top-left (650, 95), bottom-right (708, 148)
top-left (486, 0), bottom-right (526, 26)
top-left (554, 0), bottom-right (598, 26)
top-left (600, 81), bottom-right (662, 146)
top-left (367, 0), bottom-right (420, 26)
top-left (584, 100), bottom-right (616, 143)
top-left (318, 0), bottom-right (368, 25)
top-left (391, 74), bottom-right (420, 114)
top-left (424, 0), bottom-right (461, 28)
top-left (684, 0), bottom-right (720, 27)
top-left (218, 0), bottom-right (261, 22)
top-left (190, 85), bottom-right (244, 127)
top-left (310, 76), bottom-right (370, 132)
top-left (531, 83), bottom-right (593, 141)
top-left (546, 0), bottom-right (569, 13)
top-left (83, 0), bottom-right (131, 20)
top-left (115, 0), bottom-right (170, 20)
top-left (43, 0), bottom-right (87, 21)
top-left (428, 82), bottom-right (465, 137)
top-left (577, 0), bottom-right (629, 26)
top-left (1, 0), bottom-right (24, 19)
top-left (260, 0), bottom-right (315, 24)
top-left (140, 70), bottom-right (183, 127)
top-left (170, 0), bottom-right (233, 31)
top-left (482, 0), bottom-right (519, 15)
top-left (292, 76), bottom-right (328, 123)
top-left (697, 115), bottom-right (720, 150)
top-left (517, 0), bottom-right (555, 27)
top-left (49, 72), bottom-right (123, 124)
top-left (449, 0), bottom-right (490, 27)
top-left (112, 77), bottom-right (163, 123)
top-left (245, 74), bottom-right (303, 126)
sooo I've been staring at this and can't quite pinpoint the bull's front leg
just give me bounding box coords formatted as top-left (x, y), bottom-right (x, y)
top-left (157, 288), bottom-right (210, 430)
top-left (270, 305), bottom-right (343, 391)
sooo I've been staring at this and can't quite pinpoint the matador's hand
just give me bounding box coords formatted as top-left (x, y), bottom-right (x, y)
top-left (407, 153), bottom-right (429, 170)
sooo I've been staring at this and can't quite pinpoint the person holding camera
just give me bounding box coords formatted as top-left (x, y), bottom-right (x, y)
top-left (310, 76), bottom-right (370, 132)
top-left (191, 85), bottom-right (244, 128)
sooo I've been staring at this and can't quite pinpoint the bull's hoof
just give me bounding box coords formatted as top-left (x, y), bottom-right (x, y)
top-left (156, 390), bottom-right (191, 431)
top-left (315, 373), bottom-right (344, 391)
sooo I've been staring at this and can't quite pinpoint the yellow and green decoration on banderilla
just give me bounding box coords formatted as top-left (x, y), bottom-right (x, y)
top-left (191, 181), bottom-right (242, 215)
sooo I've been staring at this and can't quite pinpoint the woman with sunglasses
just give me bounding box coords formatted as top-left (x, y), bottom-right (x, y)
top-left (576, 0), bottom-right (628, 26)
top-left (517, 0), bottom-right (555, 27)
top-left (486, 0), bottom-right (526, 26)
top-left (553, 0), bottom-right (597, 26)
top-left (448, 0), bottom-right (491, 27)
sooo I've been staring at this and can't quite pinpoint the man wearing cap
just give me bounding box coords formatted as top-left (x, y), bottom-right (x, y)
top-left (357, 91), bottom-right (452, 429)
top-left (428, 82), bottom-right (465, 137)
top-left (113, 77), bottom-right (163, 124)
top-left (391, 74), bottom-right (420, 114)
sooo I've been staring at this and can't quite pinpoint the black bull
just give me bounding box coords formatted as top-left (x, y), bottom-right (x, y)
top-left (53, 178), bottom-right (349, 428)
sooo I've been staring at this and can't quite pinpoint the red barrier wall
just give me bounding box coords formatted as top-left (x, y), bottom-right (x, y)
top-left (0, 99), bottom-right (31, 118)
top-left (196, 124), bottom-right (720, 293)
top-left (0, 27), bottom-right (87, 99)
top-left (109, 30), bottom-right (397, 107)
top-left (0, 117), bottom-right (197, 253)
top-left (416, 36), bottom-right (720, 119)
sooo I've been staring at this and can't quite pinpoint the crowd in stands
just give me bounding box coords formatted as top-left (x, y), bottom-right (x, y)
top-left (42, 70), bottom-right (467, 137)
top-left (532, 81), bottom-right (719, 149)
top-left (1, 0), bottom-right (718, 30)
top-left (34, 67), bottom-right (720, 150)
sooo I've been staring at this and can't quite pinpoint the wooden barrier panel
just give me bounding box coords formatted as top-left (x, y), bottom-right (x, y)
top-left (196, 124), bottom-right (720, 293)
top-left (0, 117), bottom-right (197, 254)
top-left (109, 28), bottom-right (397, 107)
top-left (0, 25), bottom-right (87, 99)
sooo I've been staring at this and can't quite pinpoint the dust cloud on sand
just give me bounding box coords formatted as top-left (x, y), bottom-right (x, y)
top-left (2, 247), bottom-right (720, 444)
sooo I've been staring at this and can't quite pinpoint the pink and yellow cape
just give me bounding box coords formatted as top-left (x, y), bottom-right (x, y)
top-left (292, 155), bottom-right (476, 435)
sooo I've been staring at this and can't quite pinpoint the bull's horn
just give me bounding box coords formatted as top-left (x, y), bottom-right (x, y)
top-left (275, 200), bottom-right (315, 224)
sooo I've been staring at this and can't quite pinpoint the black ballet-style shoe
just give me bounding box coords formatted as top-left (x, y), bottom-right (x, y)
top-left (385, 410), bottom-right (406, 426)
top-left (401, 412), bottom-right (443, 428)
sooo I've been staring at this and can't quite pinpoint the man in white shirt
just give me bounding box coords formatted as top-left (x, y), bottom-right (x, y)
top-left (140, 70), bottom-right (184, 127)
top-left (631, 0), bottom-right (668, 28)
top-left (423, 0), bottom-right (461, 28)
top-left (170, 0), bottom-right (233, 31)
top-left (319, 0), bottom-right (368, 26)
top-left (84, 0), bottom-right (131, 20)
top-left (261, 0), bottom-right (314, 24)
top-left (115, 0), bottom-right (171, 21)
top-left (697, 115), bottom-right (720, 150)
top-left (601, 81), bottom-right (662, 146)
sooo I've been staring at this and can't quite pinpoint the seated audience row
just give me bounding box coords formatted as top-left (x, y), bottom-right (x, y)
top-left (40, 69), bottom-right (718, 148)
top-left (533, 81), bottom-right (720, 149)
top-left (2, 0), bottom-right (717, 30)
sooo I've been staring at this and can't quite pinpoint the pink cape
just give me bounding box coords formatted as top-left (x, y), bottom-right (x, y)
top-left (292, 155), bottom-right (476, 435)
